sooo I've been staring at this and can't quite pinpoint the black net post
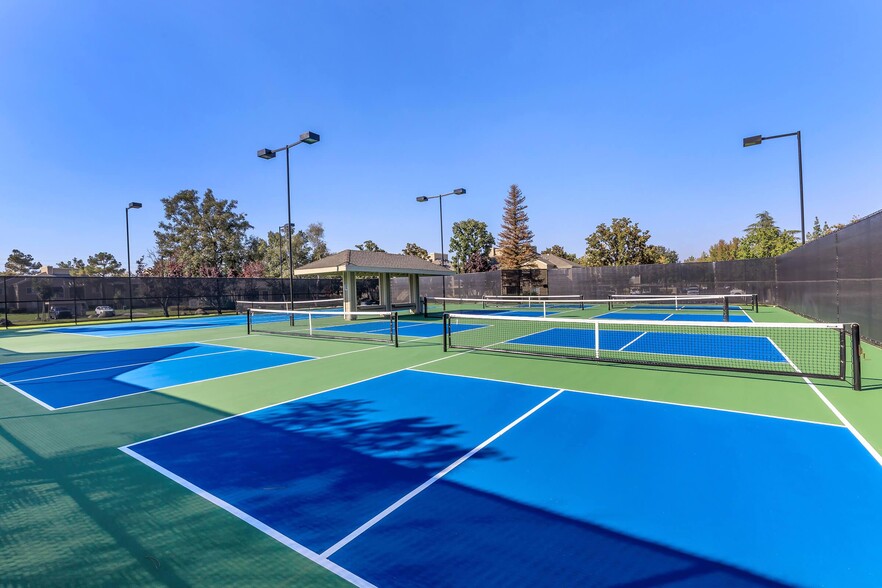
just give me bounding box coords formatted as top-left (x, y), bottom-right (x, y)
top-left (753, 294), bottom-right (759, 313)
top-left (443, 313), bottom-right (449, 352)
top-left (852, 324), bottom-right (862, 391)
top-left (723, 297), bottom-right (730, 322)
top-left (247, 310), bottom-right (252, 334)
top-left (422, 296), bottom-right (428, 318)
top-left (392, 314), bottom-right (399, 348)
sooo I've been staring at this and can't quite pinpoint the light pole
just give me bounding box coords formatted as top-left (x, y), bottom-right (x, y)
top-left (416, 188), bottom-right (466, 299)
top-left (258, 131), bottom-right (320, 305)
top-left (125, 202), bottom-right (142, 321)
top-left (743, 131), bottom-right (806, 244)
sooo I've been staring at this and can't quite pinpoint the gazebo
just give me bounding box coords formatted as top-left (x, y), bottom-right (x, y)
top-left (292, 250), bottom-right (454, 314)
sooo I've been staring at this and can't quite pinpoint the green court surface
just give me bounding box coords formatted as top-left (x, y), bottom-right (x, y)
top-left (1, 306), bottom-right (881, 586)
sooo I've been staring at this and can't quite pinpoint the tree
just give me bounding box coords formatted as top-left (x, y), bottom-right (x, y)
top-left (736, 211), bottom-right (798, 259)
top-left (355, 240), bottom-right (385, 252)
top-left (153, 188), bottom-right (253, 277)
top-left (402, 243), bottom-right (429, 260)
top-left (496, 184), bottom-right (537, 269)
top-left (541, 245), bottom-right (577, 262)
top-left (305, 223), bottom-right (329, 261)
top-left (807, 216), bottom-right (846, 241)
top-left (463, 251), bottom-right (493, 273)
top-left (449, 219), bottom-right (495, 273)
top-left (4, 249), bottom-right (41, 275)
top-left (583, 218), bottom-right (655, 266)
top-left (83, 252), bottom-right (125, 276)
top-left (57, 257), bottom-right (86, 274)
top-left (645, 245), bottom-right (679, 264)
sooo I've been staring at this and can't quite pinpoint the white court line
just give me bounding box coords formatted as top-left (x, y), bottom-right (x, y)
top-left (765, 338), bottom-right (882, 467)
top-left (320, 388), bottom-right (566, 558)
top-left (119, 447), bottom-right (376, 588)
top-left (662, 314), bottom-right (675, 321)
top-left (8, 348), bottom-right (244, 384)
top-left (741, 309), bottom-right (755, 323)
top-left (0, 377), bottom-right (56, 411)
top-left (617, 331), bottom-right (648, 352)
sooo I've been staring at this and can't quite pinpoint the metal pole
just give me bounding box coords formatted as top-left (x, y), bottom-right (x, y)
top-left (126, 207), bottom-right (133, 321)
top-left (286, 148), bottom-right (295, 305)
top-left (797, 131), bottom-right (805, 244)
top-left (439, 196), bottom-right (446, 299)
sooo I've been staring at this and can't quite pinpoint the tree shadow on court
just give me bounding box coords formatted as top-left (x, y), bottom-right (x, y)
top-left (333, 476), bottom-right (793, 587)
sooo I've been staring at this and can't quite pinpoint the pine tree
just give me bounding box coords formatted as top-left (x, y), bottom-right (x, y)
top-left (496, 184), bottom-right (536, 269)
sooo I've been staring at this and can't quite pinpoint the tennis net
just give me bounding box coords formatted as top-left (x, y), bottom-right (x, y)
top-left (236, 298), bottom-right (344, 314)
top-left (247, 308), bottom-right (399, 346)
top-left (443, 313), bottom-right (861, 389)
top-left (424, 296), bottom-right (586, 318)
top-left (608, 294), bottom-right (759, 313)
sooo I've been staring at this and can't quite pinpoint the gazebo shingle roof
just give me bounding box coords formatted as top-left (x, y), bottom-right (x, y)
top-left (292, 250), bottom-right (454, 276)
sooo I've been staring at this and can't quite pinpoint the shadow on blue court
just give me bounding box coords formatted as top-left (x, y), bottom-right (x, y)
top-left (509, 327), bottom-right (785, 362)
top-left (0, 343), bottom-right (310, 409)
top-left (123, 370), bottom-right (882, 586)
top-left (596, 312), bottom-right (753, 323)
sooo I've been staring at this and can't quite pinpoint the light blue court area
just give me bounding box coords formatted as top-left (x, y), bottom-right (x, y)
top-left (45, 314), bottom-right (251, 337)
top-left (123, 371), bottom-right (882, 587)
top-left (596, 311), bottom-right (753, 323)
top-left (0, 344), bottom-right (310, 410)
top-left (510, 327), bottom-right (785, 363)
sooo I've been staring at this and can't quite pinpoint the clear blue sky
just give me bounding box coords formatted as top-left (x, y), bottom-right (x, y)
top-left (1, 1), bottom-right (880, 267)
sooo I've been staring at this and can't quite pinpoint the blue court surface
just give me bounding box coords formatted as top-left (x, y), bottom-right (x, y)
top-left (443, 308), bottom-right (557, 318)
top-left (0, 343), bottom-right (311, 410)
top-left (123, 370), bottom-right (882, 587)
top-left (317, 320), bottom-right (484, 338)
top-left (626, 304), bottom-right (747, 311)
top-left (596, 311), bottom-right (753, 323)
top-left (45, 314), bottom-right (252, 337)
top-left (509, 327), bottom-right (785, 363)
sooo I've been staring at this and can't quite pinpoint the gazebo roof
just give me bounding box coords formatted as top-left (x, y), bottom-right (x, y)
top-left (292, 250), bottom-right (455, 276)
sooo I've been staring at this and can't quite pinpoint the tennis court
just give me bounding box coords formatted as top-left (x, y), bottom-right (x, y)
top-left (2, 301), bottom-right (881, 586)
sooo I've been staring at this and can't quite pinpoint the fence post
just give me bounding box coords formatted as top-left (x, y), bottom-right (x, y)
top-left (3, 276), bottom-right (8, 329)
top-left (852, 324), bottom-right (862, 391)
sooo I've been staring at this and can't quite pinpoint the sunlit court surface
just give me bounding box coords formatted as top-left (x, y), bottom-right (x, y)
top-left (2, 298), bottom-right (881, 587)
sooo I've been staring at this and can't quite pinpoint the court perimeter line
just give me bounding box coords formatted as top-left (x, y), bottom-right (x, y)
top-left (0, 377), bottom-right (56, 411)
top-left (118, 447), bottom-right (376, 588)
top-left (766, 338), bottom-right (882, 467)
top-left (408, 368), bottom-right (845, 429)
top-left (320, 388), bottom-right (566, 558)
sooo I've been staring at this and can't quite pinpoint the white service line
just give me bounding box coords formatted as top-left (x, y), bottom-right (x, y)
top-left (617, 331), bottom-right (648, 352)
top-left (320, 388), bottom-right (566, 558)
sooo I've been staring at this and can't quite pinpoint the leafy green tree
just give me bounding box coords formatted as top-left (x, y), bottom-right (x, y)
top-left (57, 257), bottom-right (86, 274)
top-left (83, 252), bottom-right (125, 276)
top-left (645, 245), bottom-right (679, 264)
top-left (807, 216), bottom-right (846, 241)
top-left (583, 218), bottom-right (655, 266)
top-left (402, 243), bottom-right (429, 260)
top-left (4, 249), bottom-right (41, 275)
top-left (449, 219), bottom-right (495, 273)
top-left (541, 245), bottom-right (577, 262)
top-left (305, 223), bottom-right (329, 261)
top-left (496, 184), bottom-right (537, 269)
top-left (153, 188), bottom-right (253, 276)
top-left (736, 211), bottom-right (798, 258)
top-left (355, 240), bottom-right (385, 252)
